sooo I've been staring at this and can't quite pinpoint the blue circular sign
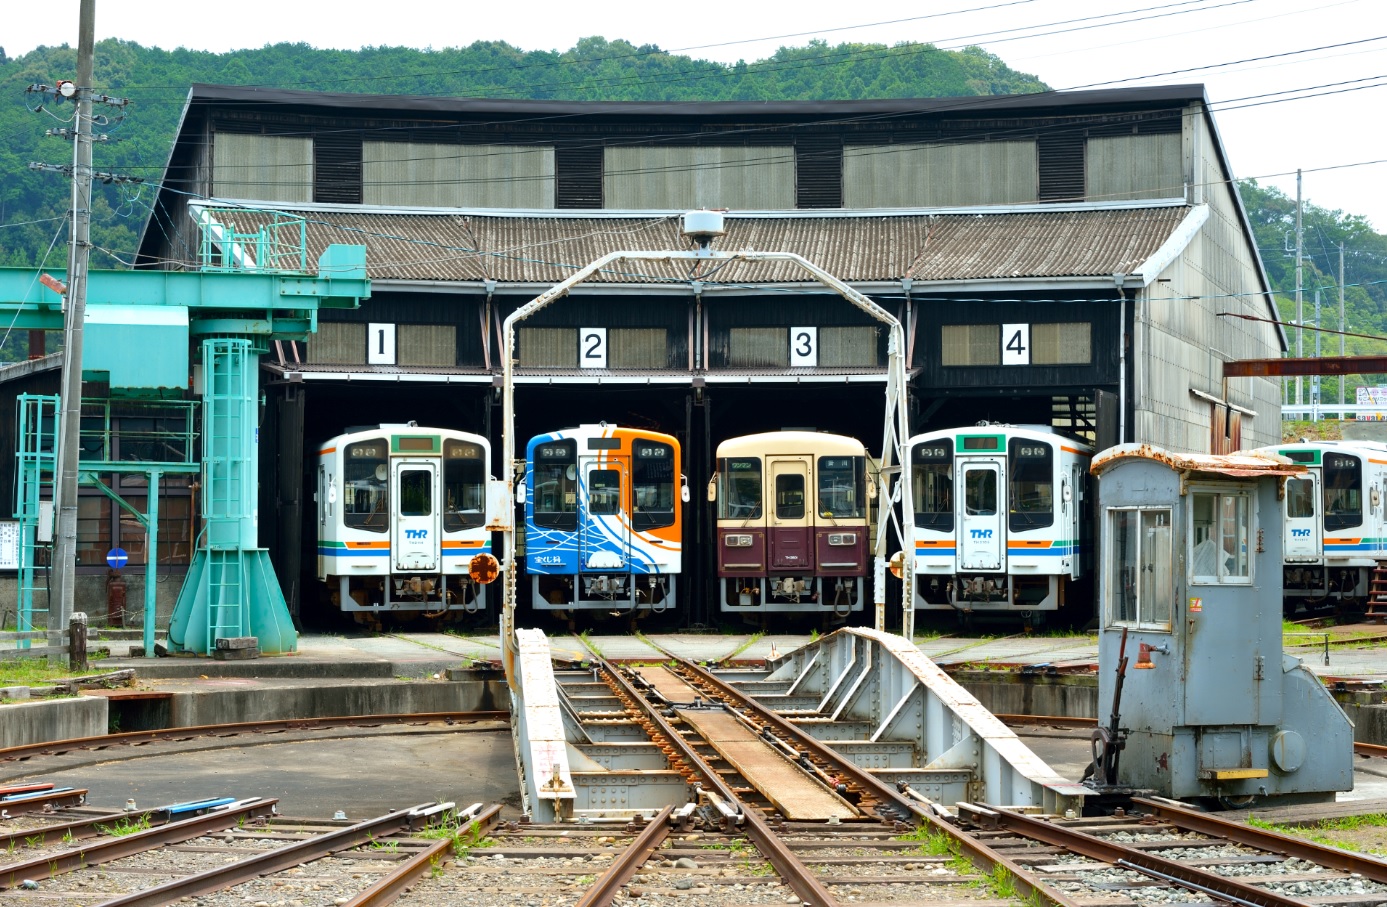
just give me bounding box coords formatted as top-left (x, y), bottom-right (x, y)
top-left (106, 547), bottom-right (128, 569)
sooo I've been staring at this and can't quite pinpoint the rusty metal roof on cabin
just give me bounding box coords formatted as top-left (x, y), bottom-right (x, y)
top-left (217, 206), bottom-right (1192, 286)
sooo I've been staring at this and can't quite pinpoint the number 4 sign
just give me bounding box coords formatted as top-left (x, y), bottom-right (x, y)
top-left (1001, 323), bottom-right (1030, 365)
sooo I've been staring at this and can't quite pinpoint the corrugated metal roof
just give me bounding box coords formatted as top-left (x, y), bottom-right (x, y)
top-left (221, 205), bottom-right (1191, 286)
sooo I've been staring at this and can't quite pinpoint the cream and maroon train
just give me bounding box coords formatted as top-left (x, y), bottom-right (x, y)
top-left (908, 425), bottom-right (1093, 620)
top-left (710, 431), bottom-right (874, 615)
top-left (316, 424), bottom-right (493, 621)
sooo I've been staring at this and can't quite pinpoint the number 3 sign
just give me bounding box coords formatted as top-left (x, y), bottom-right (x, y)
top-left (790, 326), bottom-right (817, 367)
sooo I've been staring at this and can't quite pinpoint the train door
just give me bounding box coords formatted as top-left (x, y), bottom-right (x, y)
top-left (958, 459), bottom-right (1003, 570)
top-left (580, 454), bottom-right (629, 569)
top-left (769, 456), bottom-right (813, 570)
top-left (1067, 465), bottom-right (1083, 579)
top-left (392, 460), bottom-right (439, 571)
top-left (1283, 470), bottom-right (1321, 563)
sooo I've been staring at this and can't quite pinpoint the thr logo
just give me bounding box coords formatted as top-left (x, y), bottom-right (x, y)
top-left (1291, 528), bottom-right (1311, 538)
top-left (404, 529), bottom-right (428, 540)
top-left (969, 529), bottom-right (993, 539)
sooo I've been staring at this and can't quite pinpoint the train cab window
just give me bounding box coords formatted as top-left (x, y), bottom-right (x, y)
top-left (912, 441), bottom-right (953, 532)
top-left (343, 439), bottom-right (388, 533)
top-left (718, 458), bottom-right (763, 520)
top-left (964, 469), bottom-right (997, 516)
top-left (588, 469), bottom-right (621, 515)
top-left (1324, 454), bottom-right (1363, 531)
top-left (443, 440), bottom-right (486, 531)
top-left (1008, 440), bottom-right (1054, 531)
top-left (818, 456), bottom-right (865, 519)
top-left (1108, 508), bottom-right (1172, 629)
top-left (1190, 491), bottom-right (1250, 584)
top-left (776, 474), bottom-right (806, 519)
top-left (1286, 478), bottom-right (1315, 519)
top-left (398, 469), bottom-right (432, 517)
top-left (533, 440), bottom-right (578, 531)
top-left (633, 442), bottom-right (675, 531)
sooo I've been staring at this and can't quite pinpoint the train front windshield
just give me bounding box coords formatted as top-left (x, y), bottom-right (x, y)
top-left (818, 456), bottom-right (865, 518)
top-left (344, 439), bottom-right (388, 532)
top-left (443, 440), bottom-right (486, 530)
top-left (633, 441), bottom-right (675, 530)
top-left (912, 440), bottom-right (953, 531)
top-left (1008, 439), bottom-right (1054, 531)
top-left (1324, 453), bottom-right (1363, 531)
top-left (533, 440), bottom-right (578, 531)
top-left (718, 458), bottom-right (763, 520)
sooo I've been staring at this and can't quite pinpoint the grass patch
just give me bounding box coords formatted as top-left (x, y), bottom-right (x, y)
top-left (894, 824), bottom-right (956, 857)
top-left (0, 658), bottom-right (103, 687)
top-left (1248, 813), bottom-right (1387, 852)
top-left (577, 630), bottom-right (604, 660)
top-left (416, 809), bottom-right (496, 858)
top-left (96, 814), bottom-right (152, 837)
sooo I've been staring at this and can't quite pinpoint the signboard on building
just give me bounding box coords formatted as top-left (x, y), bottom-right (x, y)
top-left (1356, 386), bottom-right (1387, 421)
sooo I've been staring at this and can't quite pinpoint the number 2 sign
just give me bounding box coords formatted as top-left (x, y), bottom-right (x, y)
top-left (580, 328), bottom-right (607, 369)
top-left (1001, 323), bottom-right (1030, 365)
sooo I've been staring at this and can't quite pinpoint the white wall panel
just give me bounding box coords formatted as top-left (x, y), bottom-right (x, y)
top-left (364, 142), bottom-right (555, 208)
top-left (604, 147), bottom-right (794, 210)
top-left (843, 141), bottom-right (1037, 207)
top-left (213, 133), bottom-right (313, 202)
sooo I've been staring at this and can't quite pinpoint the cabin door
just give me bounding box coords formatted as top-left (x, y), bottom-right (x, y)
top-left (1283, 472), bottom-right (1321, 563)
top-left (580, 455), bottom-right (629, 570)
top-left (958, 460), bottom-right (1004, 571)
top-left (768, 456), bottom-right (813, 571)
top-left (392, 460), bottom-right (439, 571)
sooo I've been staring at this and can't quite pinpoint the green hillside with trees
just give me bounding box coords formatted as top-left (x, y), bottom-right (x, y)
top-left (2, 36), bottom-right (1385, 398)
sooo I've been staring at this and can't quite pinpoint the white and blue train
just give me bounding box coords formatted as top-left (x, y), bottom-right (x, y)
top-left (524, 424), bottom-right (685, 613)
top-left (316, 424), bottom-right (493, 621)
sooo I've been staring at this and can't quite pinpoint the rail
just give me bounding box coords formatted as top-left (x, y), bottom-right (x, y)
top-left (573, 806), bottom-right (673, 907)
top-left (344, 803), bottom-right (502, 907)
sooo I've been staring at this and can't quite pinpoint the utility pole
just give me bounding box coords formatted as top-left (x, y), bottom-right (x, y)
top-left (1295, 169), bottom-right (1304, 409)
top-left (51, 0), bottom-right (96, 632)
top-left (1340, 242), bottom-right (1347, 412)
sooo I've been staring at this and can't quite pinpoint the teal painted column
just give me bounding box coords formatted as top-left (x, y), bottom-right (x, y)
top-left (168, 339), bottom-right (297, 655)
top-left (143, 470), bottom-right (159, 659)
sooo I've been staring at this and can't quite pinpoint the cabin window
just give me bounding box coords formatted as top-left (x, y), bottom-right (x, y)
top-left (398, 469), bottom-right (432, 517)
top-left (964, 468), bottom-right (997, 516)
top-left (776, 474), bottom-right (806, 519)
top-left (912, 440), bottom-right (953, 531)
top-left (532, 440), bottom-right (577, 531)
top-left (633, 441), bottom-right (675, 531)
top-left (818, 456), bottom-right (865, 519)
top-left (343, 438), bottom-right (388, 533)
top-left (443, 440), bottom-right (486, 531)
top-left (1285, 478), bottom-right (1315, 519)
top-left (718, 458), bottom-right (763, 519)
top-left (1009, 439), bottom-right (1054, 531)
top-left (1190, 491), bottom-right (1250, 584)
top-left (587, 469), bottom-right (622, 515)
top-left (1324, 453), bottom-right (1363, 531)
top-left (1107, 507), bottom-right (1173, 629)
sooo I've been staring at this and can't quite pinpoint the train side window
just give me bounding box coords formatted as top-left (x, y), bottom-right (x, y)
top-left (718, 458), bottom-right (763, 519)
top-left (1190, 491), bottom-right (1250, 584)
top-left (1324, 454), bottom-right (1363, 531)
top-left (443, 440), bottom-right (486, 531)
top-left (399, 469), bottom-right (432, 517)
top-left (1008, 440), bottom-right (1054, 531)
top-left (776, 474), bottom-right (806, 519)
top-left (533, 440), bottom-right (578, 531)
top-left (912, 441), bottom-right (953, 532)
top-left (1286, 478), bottom-right (1315, 519)
top-left (817, 456), bottom-right (865, 518)
top-left (588, 469), bottom-right (621, 515)
top-left (343, 439), bottom-right (388, 534)
top-left (633, 441), bottom-right (675, 531)
top-left (1107, 507), bottom-right (1172, 629)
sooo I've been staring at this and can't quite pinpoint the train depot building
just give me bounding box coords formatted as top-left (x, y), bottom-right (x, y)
top-left (1, 83), bottom-right (1284, 629)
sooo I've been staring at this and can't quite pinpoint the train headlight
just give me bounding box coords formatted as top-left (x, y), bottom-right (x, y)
top-left (827, 532), bottom-right (857, 546)
top-left (725, 534), bottom-right (753, 547)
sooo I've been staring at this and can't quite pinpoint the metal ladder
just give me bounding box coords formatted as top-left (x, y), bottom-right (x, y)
top-left (13, 395), bottom-right (58, 643)
top-left (201, 340), bottom-right (252, 643)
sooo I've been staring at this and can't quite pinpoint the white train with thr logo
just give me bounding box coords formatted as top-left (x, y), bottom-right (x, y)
top-left (316, 423), bottom-right (494, 621)
top-left (908, 424), bottom-right (1093, 623)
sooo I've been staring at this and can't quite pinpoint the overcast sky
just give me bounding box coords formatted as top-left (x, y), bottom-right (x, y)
top-left (7, 0), bottom-right (1386, 265)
